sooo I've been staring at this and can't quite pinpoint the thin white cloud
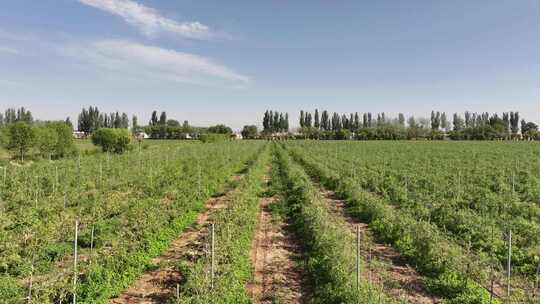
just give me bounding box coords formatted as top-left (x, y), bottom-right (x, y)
top-left (78, 0), bottom-right (212, 39)
top-left (0, 46), bottom-right (19, 55)
top-left (0, 79), bottom-right (21, 86)
top-left (66, 39), bottom-right (249, 85)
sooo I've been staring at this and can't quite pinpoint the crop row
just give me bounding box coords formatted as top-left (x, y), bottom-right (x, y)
top-left (173, 143), bottom-right (270, 303)
top-left (286, 141), bottom-right (539, 299)
top-left (0, 141), bottom-right (265, 303)
top-left (284, 142), bottom-right (502, 303)
top-left (274, 144), bottom-right (399, 303)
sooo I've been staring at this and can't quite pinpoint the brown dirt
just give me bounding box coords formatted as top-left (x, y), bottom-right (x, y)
top-left (109, 175), bottom-right (242, 304)
top-left (318, 187), bottom-right (440, 304)
top-left (247, 177), bottom-right (305, 304)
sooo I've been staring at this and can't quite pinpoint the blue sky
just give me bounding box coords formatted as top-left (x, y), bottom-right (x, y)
top-left (1, 0), bottom-right (540, 129)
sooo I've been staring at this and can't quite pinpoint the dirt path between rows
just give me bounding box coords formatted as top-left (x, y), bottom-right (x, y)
top-left (109, 175), bottom-right (243, 304)
top-left (318, 186), bottom-right (440, 304)
top-left (247, 173), bottom-right (305, 304)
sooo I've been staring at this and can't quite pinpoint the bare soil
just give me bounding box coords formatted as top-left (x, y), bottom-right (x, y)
top-left (247, 175), bottom-right (305, 304)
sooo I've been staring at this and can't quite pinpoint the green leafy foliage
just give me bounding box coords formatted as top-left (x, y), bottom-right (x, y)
top-left (240, 125), bottom-right (258, 139)
top-left (0, 140), bottom-right (264, 303)
top-left (285, 140), bottom-right (540, 303)
top-left (175, 144), bottom-right (269, 303)
top-left (274, 145), bottom-right (399, 304)
top-left (91, 128), bottom-right (131, 153)
top-left (199, 133), bottom-right (228, 143)
top-left (2, 121), bottom-right (36, 161)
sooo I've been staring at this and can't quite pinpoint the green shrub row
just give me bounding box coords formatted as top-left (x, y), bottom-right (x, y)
top-left (0, 141), bottom-right (265, 303)
top-left (285, 145), bottom-right (498, 304)
top-left (173, 144), bottom-right (270, 303)
top-left (274, 145), bottom-right (398, 304)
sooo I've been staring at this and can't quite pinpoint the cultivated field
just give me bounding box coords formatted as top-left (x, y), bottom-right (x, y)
top-left (1, 140), bottom-right (539, 303)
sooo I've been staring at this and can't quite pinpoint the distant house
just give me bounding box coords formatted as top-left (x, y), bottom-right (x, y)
top-left (231, 133), bottom-right (243, 140)
top-left (270, 132), bottom-right (289, 140)
top-left (135, 132), bottom-right (150, 140)
top-left (73, 131), bottom-right (86, 139)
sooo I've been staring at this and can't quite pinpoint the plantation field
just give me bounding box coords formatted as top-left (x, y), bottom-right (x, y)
top-left (285, 140), bottom-right (540, 303)
top-left (0, 139), bottom-right (100, 164)
top-left (0, 140), bottom-right (265, 303)
top-left (1, 140), bottom-right (539, 303)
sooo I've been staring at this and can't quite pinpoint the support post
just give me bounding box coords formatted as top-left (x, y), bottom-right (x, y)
top-left (90, 225), bottom-right (95, 262)
top-left (507, 229), bottom-right (512, 299)
top-left (356, 225), bottom-right (360, 292)
top-left (73, 220), bottom-right (79, 304)
top-left (211, 223), bottom-right (215, 290)
top-left (27, 263), bottom-right (33, 303)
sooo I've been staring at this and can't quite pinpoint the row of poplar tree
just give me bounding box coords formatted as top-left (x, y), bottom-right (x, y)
top-left (262, 110), bottom-right (289, 133)
top-left (296, 109), bottom-right (539, 140)
top-left (0, 107), bottom-right (34, 125)
top-left (77, 106), bottom-right (132, 134)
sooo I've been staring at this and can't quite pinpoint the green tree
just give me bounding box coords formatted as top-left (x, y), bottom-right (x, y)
top-left (207, 124), bottom-right (233, 134)
top-left (121, 113), bottom-right (129, 128)
top-left (440, 112), bottom-right (448, 131)
top-left (241, 125), bottom-right (258, 139)
top-left (398, 113), bottom-right (405, 126)
top-left (49, 121), bottom-right (76, 157)
top-left (36, 126), bottom-right (58, 160)
top-left (150, 111), bottom-right (158, 126)
top-left (3, 122), bottom-right (36, 161)
top-left (92, 128), bottom-right (131, 153)
top-left (321, 110), bottom-right (329, 130)
top-left (132, 115), bottom-right (138, 133)
top-left (65, 117), bottom-right (73, 129)
top-left (262, 110), bottom-right (270, 133)
top-left (510, 112), bottom-right (520, 135)
top-left (521, 120), bottom-right (538, 140)
top-left (159, 112), bottom-right (167, 125)
top-left (167, 119), bottom-right (180, 127)
top-left (453, 113), bottom-right (464, 131)
top-left (182, 120), bottom-right (192, 134)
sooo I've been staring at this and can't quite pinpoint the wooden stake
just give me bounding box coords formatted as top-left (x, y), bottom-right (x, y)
top-left (356, 225), bottom-right (361, 302)
top-left (27, 263), bottom-right (33, 303)
top-left (511, 172), bottom-right (515, 194)
top-left (489, 268), bottom-right (494, 304)
top-left (533, 263), bottom-right (540, 298)
top-left (507, 229), bottom-right (512, 299)
top-left (73, 220), bottom-right (79, 304)
top-left (54, 166), bottom-right (58, 194)
top-left (90, 225), bottom-right (95, 262)
top-left (99, 162), bottom-right (102, 188)
top-left (211, 223), bottom-right (215, 290)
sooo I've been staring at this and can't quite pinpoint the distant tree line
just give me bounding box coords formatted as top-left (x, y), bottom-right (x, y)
top-left (76, 107), bottom-right (237, 140)
top-left (0, 107), bottom-right (33, 125)
top-left (262, 110), bottom-right (289, 134)
top-left (77, 106), bottom-right (130, 133)
top-left (144, 110), bottom-right (195, 139)
top-left (0, 107), bottom-right (75, 161)
top-left (294, 109), bottom-right (539, 140)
